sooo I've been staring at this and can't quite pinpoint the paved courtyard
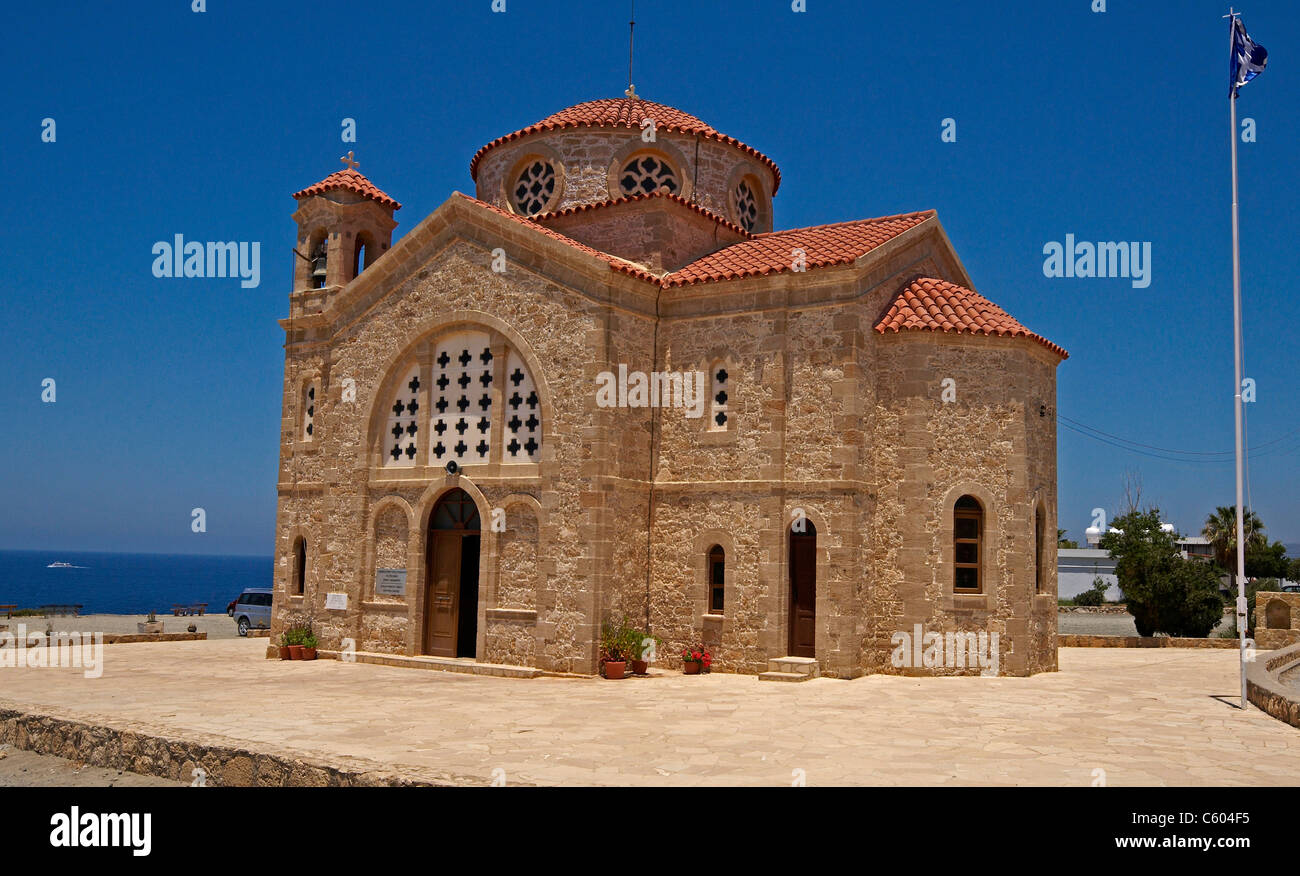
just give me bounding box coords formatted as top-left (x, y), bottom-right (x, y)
top-left (0, 638), bottom-right (1296, 786)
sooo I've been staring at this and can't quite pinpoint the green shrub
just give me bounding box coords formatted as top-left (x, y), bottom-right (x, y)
top-left (1072, 577), bottom-right (1111, 606)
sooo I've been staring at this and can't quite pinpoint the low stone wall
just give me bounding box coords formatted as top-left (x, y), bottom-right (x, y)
top-left (1245, 643), bottom-right (1300, 729)
top-left (1058, 635), bottom-right (1237, 649)
top-left (0, 708), bottom-right (442, 786)
top-left (1254, 592), bottom-right (1300, 650)
top-left (1057, 605), bottom-right (1130, 615)
top-left (101, 632), bottom-right (208, 644)
top-left (8, 632), bottom-right (208, 645)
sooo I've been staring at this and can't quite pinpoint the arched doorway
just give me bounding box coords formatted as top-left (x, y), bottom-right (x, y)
top-left (788, 520), bottom-right (817, 657)
top-left (424, 488), bottom-right (481, 657)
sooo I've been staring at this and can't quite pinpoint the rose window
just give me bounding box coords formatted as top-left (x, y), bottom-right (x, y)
top-left (512, 159), bottom-right (556, 216)
top-left (619, 154), bottom-right (679, 196)
top-left (734, 180), bottom-right (758, 232)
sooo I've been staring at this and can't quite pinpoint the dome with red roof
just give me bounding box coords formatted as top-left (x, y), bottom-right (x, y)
top-left (471, 96), bottom-right (780, 233)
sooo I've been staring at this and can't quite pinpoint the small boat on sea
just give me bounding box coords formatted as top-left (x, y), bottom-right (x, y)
top-left (47, 562), bottom-right (78, 569)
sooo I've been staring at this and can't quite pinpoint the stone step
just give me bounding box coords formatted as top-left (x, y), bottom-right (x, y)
top-left (758, 671), bottom-right (815, 683)
top-left (319, 650), bottom-right (542, 678)
top-left (766, 656), bottom-right (819, 677)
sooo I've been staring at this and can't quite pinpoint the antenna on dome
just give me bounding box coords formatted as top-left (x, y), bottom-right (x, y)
top-left (625, 0), bottom-right (637, 99)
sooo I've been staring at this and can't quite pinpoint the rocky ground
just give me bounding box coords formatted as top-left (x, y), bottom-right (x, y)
top-left (0, 745), bottom-right (180, 787)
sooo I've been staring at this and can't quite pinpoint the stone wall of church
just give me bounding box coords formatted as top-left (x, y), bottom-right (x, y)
top-left (475, 129), bottom-right (775, 231)
top-left (645, 293), bottom-right (873, 677)
top-left (270, 236), bottom-right (659, 675)
top-left (868, 332), bottom-right (1060, 676)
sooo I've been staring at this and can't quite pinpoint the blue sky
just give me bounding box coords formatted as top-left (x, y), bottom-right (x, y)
top-left (1, 0), bottom-right (1296, 555)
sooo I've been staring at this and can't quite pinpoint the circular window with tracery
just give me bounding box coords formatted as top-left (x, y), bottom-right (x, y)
top-left (512, 159), bottom-right (557, 216)
top-left (619, 154), bottom-right (679, 196)
top-left (734, 180), bottom-right (759, 232)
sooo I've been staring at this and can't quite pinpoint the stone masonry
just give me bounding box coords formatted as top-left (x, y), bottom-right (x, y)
top-left (268, 96), bottom-right (1067, 678)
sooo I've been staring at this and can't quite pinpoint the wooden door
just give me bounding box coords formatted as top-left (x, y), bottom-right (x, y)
top-left (788, 530), bottom-right (817, 657)
top-left (425, 532), bottom-right (462, 656)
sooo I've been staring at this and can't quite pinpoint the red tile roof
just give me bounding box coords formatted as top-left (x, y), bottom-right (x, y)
top-left (293, 169), bottom-right (401, 210)
top-left (453, 193), bottom-right (659, 283)
top-left (661, 211), bottom-right (934, 287)
top-left (470, 97), bottom-right (782, 193)
top-left (531, 191), bottom-right (753, 239)
top-left (875, 277), bottom-right (1068, 358)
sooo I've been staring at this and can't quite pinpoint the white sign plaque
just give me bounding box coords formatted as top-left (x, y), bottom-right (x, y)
top-left (324, 592), bottom-right (348, 611)
top-left (375, 569), bottom-right (407, 597)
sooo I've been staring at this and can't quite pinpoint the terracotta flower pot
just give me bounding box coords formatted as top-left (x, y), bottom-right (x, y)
top-left (683, 661), bottom-right (701, 675)
top-left (301, 647), bottom-right (317, 661)
top-left (604, 661), bottom-right (626, 679)
top-left (279, 646), bottom-right (291, 660)
top-left (288, 645), bottom-right (303, 660)
top-left (631, 659), bottom-right (648, 675)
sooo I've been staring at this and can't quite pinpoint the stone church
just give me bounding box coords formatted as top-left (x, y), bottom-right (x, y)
top-left (270, 95), bottom-right (1067, 678)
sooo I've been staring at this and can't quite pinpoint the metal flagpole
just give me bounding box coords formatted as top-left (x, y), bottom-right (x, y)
top-left (1226, 8), bottom-right (1248, 711)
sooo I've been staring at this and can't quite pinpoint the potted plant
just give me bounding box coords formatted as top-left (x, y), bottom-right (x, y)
top-left (277, 633), bottom-right (292, 661)
top-left (137, 611), bottom-right (164, 635)
top-left (300, 632), bottom-right (318, 661)
top-left (682, 644), bottom-right (712, 675)
top-left (599, 617), bottom-right (636, 679)
top-left (630, 631), bottom-right (662, 676)
top-left (285, 626), bottom-right (304, 660)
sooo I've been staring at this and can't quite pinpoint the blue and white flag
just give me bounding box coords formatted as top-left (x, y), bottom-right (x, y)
top-left (1230, 17), bottom-right (1268, 97)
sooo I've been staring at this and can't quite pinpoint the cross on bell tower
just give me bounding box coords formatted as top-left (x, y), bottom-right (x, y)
top-left (340, 151), bottom-right (359, 171)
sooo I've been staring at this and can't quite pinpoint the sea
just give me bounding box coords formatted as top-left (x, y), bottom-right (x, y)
top-left (0, 550), bottom-right (273, 615)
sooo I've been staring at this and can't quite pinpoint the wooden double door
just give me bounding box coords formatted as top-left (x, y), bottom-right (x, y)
top-left (423, 489), bottom-right (481, 658)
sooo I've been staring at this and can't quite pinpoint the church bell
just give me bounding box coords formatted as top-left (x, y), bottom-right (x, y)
top-left (311, 239), bottom-right (328, 286)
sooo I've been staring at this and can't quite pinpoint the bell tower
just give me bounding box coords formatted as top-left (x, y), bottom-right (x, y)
top-left (290, 152), bottom-right (401, 294)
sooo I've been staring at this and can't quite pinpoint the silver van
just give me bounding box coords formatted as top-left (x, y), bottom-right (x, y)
top-left (232, 588), bottom-right (273, 636)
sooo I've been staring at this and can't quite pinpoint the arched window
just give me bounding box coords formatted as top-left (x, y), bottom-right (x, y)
top-left (708, 545), bottom-right (725, 614)
top-left (954, 496), bottom-right (983, 593)
top-left (1034, 504), bottom-right (1046, 593)
top-left (294, 536), bottom-right (307, 596)
top-left (618, 153), bottom-right (679, 196)
top-left (353, 231), bottom-right (375, 279)
top-left (309, 231), bottom-right (329, 289)
top-left (380, 330), bottom-right (543, 469)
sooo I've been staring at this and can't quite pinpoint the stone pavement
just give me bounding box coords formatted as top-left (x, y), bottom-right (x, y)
top-left (0, 638), bottom-right (1295, 786)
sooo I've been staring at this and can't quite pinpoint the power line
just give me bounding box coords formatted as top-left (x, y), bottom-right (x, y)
top-left (1059, 419), bottom-right (1300, 465)
top-left (1058, 413), bottom-right (1300, 458)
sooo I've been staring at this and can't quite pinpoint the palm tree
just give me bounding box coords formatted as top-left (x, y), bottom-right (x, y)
top-left (1202, 506), bottom-right (1266, 589)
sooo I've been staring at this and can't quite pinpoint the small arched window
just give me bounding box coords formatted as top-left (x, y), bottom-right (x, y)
top-left (708, 545), bottom-right (725, 614)
top-left (954, 496), bottom-right (983, 593)
top-left (309, 231), bottom-right (329, 289)
top-left (294, 536), bottom-right (307, 596)
top-left (353, 231), bottom-right (375, 279)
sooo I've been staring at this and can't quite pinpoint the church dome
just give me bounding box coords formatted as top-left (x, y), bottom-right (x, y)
top-left (470, 96), bottom-right (780, 232)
